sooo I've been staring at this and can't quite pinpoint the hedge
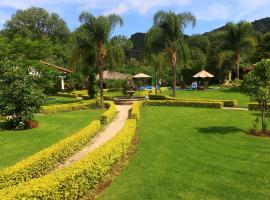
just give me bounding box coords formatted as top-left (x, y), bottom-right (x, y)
top-left (130, 101), bottom-right (142, 120)
top-left (0, 120), bottom-right (101, 190)
top-left (144, 100), bottom-right (223, 108)
top-left (57, 92), bottom-right (78, 98)
top-left (41, 100), bottom-right (97, 114)
top-left (248, 102), bottom-right (270, 110)
top-left (148, 94), bottom-right (237, 107)
top-left (101, 102), bottom-right (117, 124)
top-left (0, 119), bottom-right (137, 199)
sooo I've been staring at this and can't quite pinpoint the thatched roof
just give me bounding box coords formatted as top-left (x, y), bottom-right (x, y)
top-left (193, 70), bottom-right (214, 78)
top-left (97, 70), bottom-right (130, 80)
top-left (133, 73), bottom-right (151, 78)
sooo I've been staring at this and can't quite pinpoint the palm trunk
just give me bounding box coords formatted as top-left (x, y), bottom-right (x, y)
top-left (228, 70), bottom-right (232, 82)
top-left (97, 43), bottom-right (105, 109)
top-left (155, 66), bottom-right (158, 95)
top-left (172, 52), bottom-right (177, 98)
top-left (236, 50), bottom-right (240, 79)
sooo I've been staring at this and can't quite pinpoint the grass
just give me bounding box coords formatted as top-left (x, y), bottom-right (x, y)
top-left (98, 107), bottom-right (270, 200)
top-left (44, 96), bottom-right (82, 106)
top-left (164, 88), bottom-right (250, 107)
top-left (0, 109), bottom-right (102, 169)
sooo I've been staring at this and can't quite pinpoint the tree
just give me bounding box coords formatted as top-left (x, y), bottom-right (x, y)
top-left (3, 7), bottom-right (70, 43)
top-left (78, 12), bottom-right (123, 108)
top-left (224, 21), bottom-right (256, 79)
top-left (253, 32), bottom-right (270, 62)
top-left (0, 60), bottom-right (45, 130)
top-left (145, 11), bottom-right (196, 98)
top-left (241, 59), bottom-right (270, 134)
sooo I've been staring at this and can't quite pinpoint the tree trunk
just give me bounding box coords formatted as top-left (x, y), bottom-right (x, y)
top-left (97, 43), bottom-right (105, 109)
top-left (155, 66), bottom-right (158, 95)
top-left (236, 50), bottom-right (240, 79)
top-left (262, 110), bottom-right (266, 134)
top-left (228, 70), bottom-right (232, 82)
top-left (172, 51), bottom-right (177, 98)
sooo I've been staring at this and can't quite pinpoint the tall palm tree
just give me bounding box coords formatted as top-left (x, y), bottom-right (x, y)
top-left (145, 11), bottom-right (196, 98)
top-left (78, 12), bottom-right (123, 108)
top-left (224, 21), bottom-right (255, 79)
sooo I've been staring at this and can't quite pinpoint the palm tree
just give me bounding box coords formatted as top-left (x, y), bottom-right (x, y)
top-left (224, 21), bottom-right (256, 79)
top-left (78, 12), bottom-right (123, 108)
top-left (145, 11), bottom-right (196, 98)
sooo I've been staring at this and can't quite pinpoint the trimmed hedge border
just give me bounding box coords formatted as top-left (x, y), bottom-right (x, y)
top-left (101, 102), bottom-right (117, 124)
top-left (130, 101), bottom-right (142, 120)
top-left (148, 94), bottom-right (237, 107)
top-left (0, 119), bottom-right (137, 199)
top-left (144, 100), bottom-right (223, 108)
top-left (0, 120), bottom-right (101, 190)
top-left (248, 102), bottom-right (270, 110)
top-left (41, 100), bottom-right (98, 114)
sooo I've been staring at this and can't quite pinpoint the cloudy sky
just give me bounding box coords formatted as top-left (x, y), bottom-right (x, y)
top-left (0, 0), bottom-right (270, 36)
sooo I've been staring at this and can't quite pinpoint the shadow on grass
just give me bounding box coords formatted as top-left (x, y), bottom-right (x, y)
top-left (196, 126), bottom-right (243, 134)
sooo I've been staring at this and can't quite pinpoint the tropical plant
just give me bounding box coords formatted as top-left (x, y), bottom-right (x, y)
top-left (241, 59), bottom-right (270, 134)
top-left (145, 10), bottom-right (196, 97)
top-left (224, 21), bottom-right (256, 79)
top-left (77, 12), bottom-right (123, 108)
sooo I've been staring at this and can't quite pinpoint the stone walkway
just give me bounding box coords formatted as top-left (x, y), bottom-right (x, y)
top-left (57, 105), bottom-right (131, 169)
top-left (222, 107), bottom-right (248, 111)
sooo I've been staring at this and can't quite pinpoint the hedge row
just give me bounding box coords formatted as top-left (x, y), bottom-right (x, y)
top-left (0, 119), bottom-right (137, 199)
top-left (144, 100), bottom-right (223, 108)
top-left (130, 101), bottom-right (142, 120)
top-left (248, 102), bottom-right (270, 110)
top-left (41, 100), bottom-right (97, 114)
top-left (148, 94), bottom-right (237, 107)
top-left (101, 102), bottom-right (117, 124)
top-left (0, 120), bottom-right (101, 190)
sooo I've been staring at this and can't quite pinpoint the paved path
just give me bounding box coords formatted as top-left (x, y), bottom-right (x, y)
top-left (222, 107), bottom-right (248, 111)
top-left (57, 105), bottom-right (131, 169)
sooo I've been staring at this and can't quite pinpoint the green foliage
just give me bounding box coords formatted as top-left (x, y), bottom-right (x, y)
top-left (0, 120), bottom-right (101, 189)
top-left (241, 59), bottom-right (270, 132)
top-left (0, 60), bottom-right (45, 129)
top-left (130, 101), bottom-right (143, 120)
top-left (101, 102), bottom-right (117, 124)
top-left (0, 119), bottom-right (137, 199)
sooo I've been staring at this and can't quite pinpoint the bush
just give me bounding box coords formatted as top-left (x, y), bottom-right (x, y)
top-left (57, 92), bottom-right (78, 98)
top-left (248, 103), bottom-right (270, 110)
top-left (144, 100), bottom-right (223, 108)
top-left (130, 101), bottom-right (142, 120)
top-left (81, 95), bottom-right (91, 100)
top-left (101, 102), bottom-right (117, 124)
top-left (0, 119), bottom-right (137, 199)
top-left (148, 94), bottom-right (166, 100)
top-left (41, 100), bottom-right (97, 114)
top-left (0, 120), bottom-right (101, 189)
top-left (134, 90), bottom-right (149, 97)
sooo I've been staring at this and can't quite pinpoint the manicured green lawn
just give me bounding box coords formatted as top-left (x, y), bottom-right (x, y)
top-left (43, 96), bottom-right (82, 106)
top-left (0, 109), bottom-right (102, 169)
top-left (164, 88), bottom-right (250, 107)
top-left (98, 107), bottom-right (270, 200)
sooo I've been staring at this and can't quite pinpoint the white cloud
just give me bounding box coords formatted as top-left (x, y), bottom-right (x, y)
top-left (194, 3), bottom-right (230, 21)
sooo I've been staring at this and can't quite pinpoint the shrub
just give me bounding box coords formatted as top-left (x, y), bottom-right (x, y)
top-left (134, 90), bottom-right (149, 97)
top-left (148, 94), bottom-right (166, 100)
top-left (41, 100), bottom-right (97, 114)
top-left (144, 100), bottom-right (223, 108)
top-left (0, 120), bottom-right (101, 189)
top-left (101, 102), bottom-right (117, 124)
top-left (81, 95), bottom-right (91, 100)
top-left (0, 119), bottom-right (137, 199)
top-left (248, 102), bottom-right (270, 110)
top-left (130, 101), bottom-right (142, 120)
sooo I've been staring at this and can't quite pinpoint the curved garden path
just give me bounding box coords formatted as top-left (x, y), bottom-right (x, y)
top-left (57, 104), bottom-right (131, 170)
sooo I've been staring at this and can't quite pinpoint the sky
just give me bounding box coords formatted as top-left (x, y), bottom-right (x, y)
top-left (0, 0), bottom-right (270, 37)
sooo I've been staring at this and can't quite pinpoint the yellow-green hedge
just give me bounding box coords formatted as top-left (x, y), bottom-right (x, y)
top-left (41, 100), bottom-right (97, 114)
top-left (101, 102), bottom-right (117, 124)
top-left (144, 100), bottom-right (223, 108)
top-left (130, 101), bottom-right (142, 120)
top-left (248, 102), bottom-right (270, 110)
top-left (0, 119), bottom-right (137, 199)
top-left (0, 120), bottom-right (101, 190)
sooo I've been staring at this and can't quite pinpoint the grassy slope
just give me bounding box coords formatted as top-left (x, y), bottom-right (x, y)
top-left (0, 109), bottom-right (102, 169)
top-left (98, 107), bottom-right (270, 200)
top-left (43, 96), bottom-right (82, 106)
top-left (164, 89), bottom-right (250, 107)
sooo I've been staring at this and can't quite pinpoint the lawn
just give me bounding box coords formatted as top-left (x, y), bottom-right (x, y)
top-left (98, 107), bottom-right (270, 200)
top-left (164, 88), bottom-right (250, 107)
top-left (43, 96), bottom-right (82, 106)
top-left (0, 109), bottom-right (102, 169)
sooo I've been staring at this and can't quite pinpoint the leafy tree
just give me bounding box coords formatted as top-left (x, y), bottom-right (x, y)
top-left (145, 10), bottom-right (196, 97)
top-left (0, 60), bottom-right (45, 130)
top-left (253, 32), bottom-right (270, 62)
top-left (3, 7), bottom-right (70, 43)
top-left (241, 59), bottom-right (270, 133)
top-left (78, 12), bottom-right (123, 108)
top-left (224, 21), bottom-right (256, 79)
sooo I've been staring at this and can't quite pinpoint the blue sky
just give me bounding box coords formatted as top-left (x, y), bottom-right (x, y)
top-left (0, 0), bottom-right (270, 37)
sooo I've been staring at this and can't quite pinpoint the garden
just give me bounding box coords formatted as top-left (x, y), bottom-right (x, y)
top-left (0, 4), bottom-right (270, 200)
